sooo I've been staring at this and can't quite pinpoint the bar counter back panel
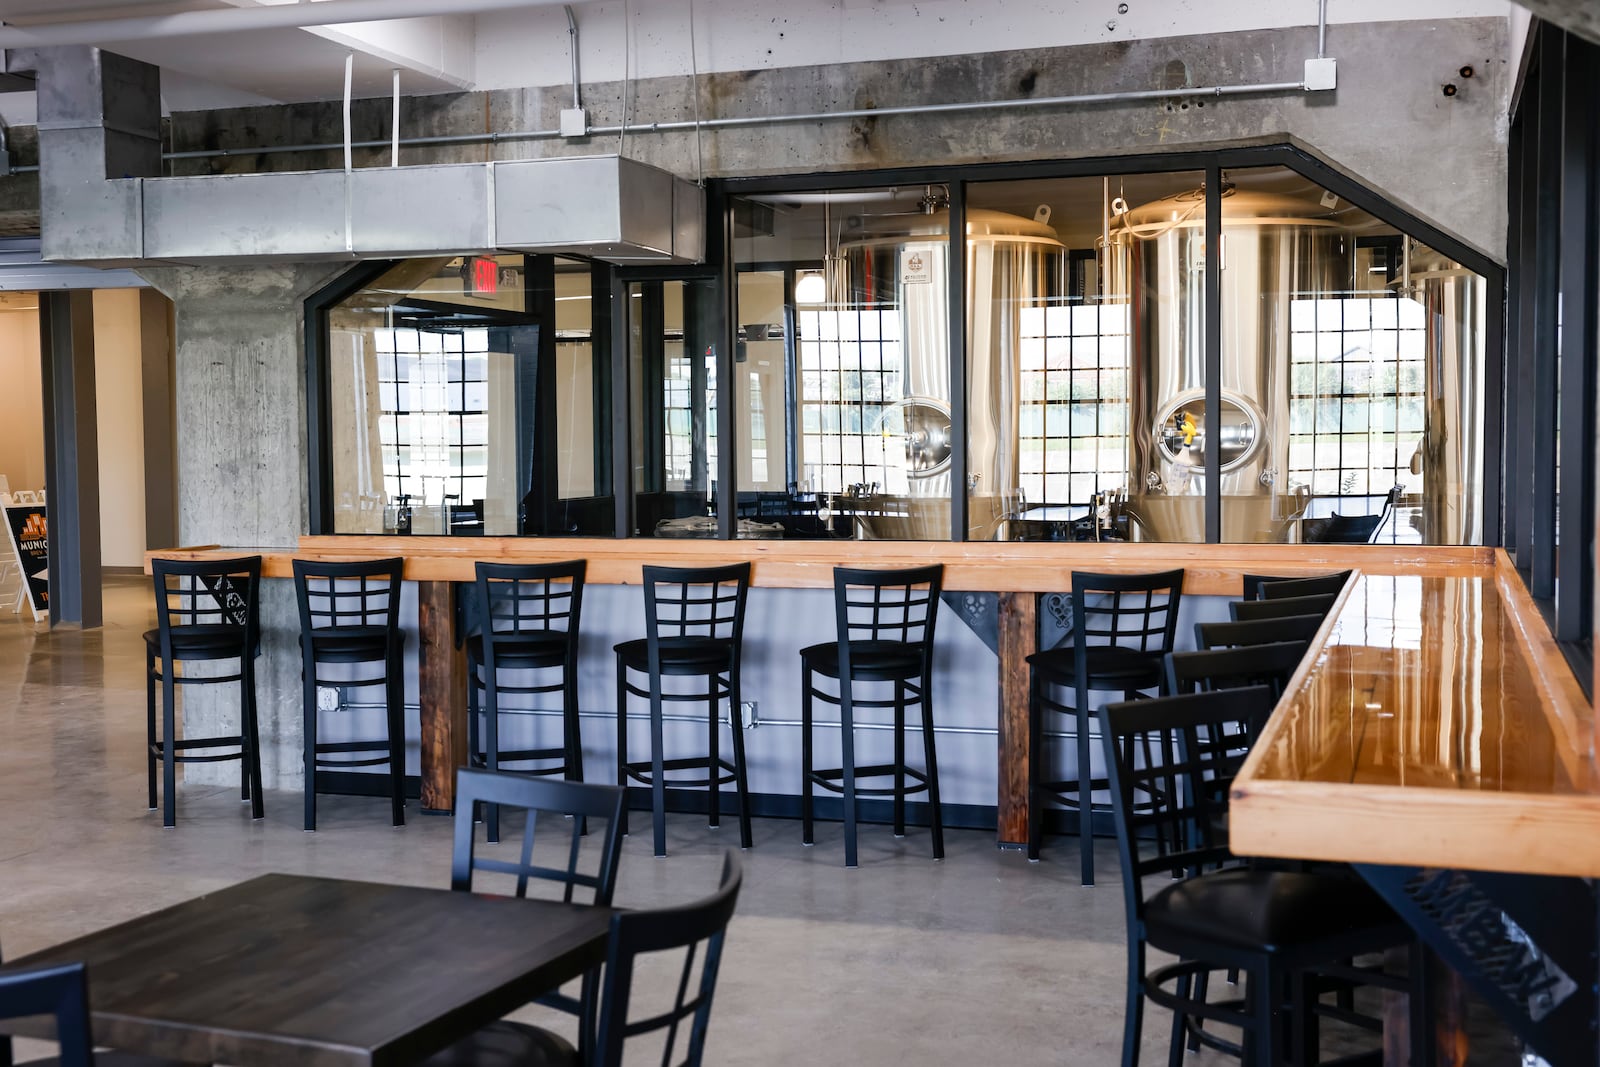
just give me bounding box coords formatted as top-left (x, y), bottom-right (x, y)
top-left (149, 537), bottom-right (1500, 842)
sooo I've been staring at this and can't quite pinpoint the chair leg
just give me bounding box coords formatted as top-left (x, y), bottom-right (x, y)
top-left (800, 667), bottom-right (815, 846)
top-left (1167, 971), bottom-right (1191, 1067)
top-left (1121, 940), bottom-right (1145, 1067)
top-left (892, 681), bottom-right (906, 838)
top-left (1075, 680), bottom-right (1094, 887)
top-left (918, 676), bottom-right (944, 861)
top-left (485, 663), bottom-right (501, 844)
top-left (706, 676), bottom-right (721, 830)
top-left (303, 659), bottom-right (318, 833)
top-left (386, 651), bottom-right (406, 828)
top-left (1187, 971), bottom-right (1211, 1052)
top-left (649, 671), bottom-right (667, 858)
top-left (161, 665), bottom-right (178, 829)
top-left (840, 677), bottom-right (859, 869)
top-left (564, 663), bottom-right (584, 784)
top-left (240, 671), bottom-right (251, 803)
top-left (728, 668), bottom-right (753, 850)
top-left (1026, 671), bottom-right (1043, 861)
top-left (1288, 966), bottom-right (1319, 1067)
top-left (1246, 961), bottom-right (1278, 1067)
top-left (615, 656), bottom-right (629, 839)
top-left (244, 659), bottom-right (264, 820)
top-left (145, 648), bottom-right (158, 811)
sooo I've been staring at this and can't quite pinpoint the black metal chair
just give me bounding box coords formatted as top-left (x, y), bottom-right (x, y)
top-left (1240, 571), bottom-right (1352, 601)
top-left (292, 557), bottom-right (406, 832)
top-left (1099, 688), bottom-right (1411, 1067)
top-left (1165, 641), bottom-right (1310, 701)
top-left (468, 560), bottom-right (587, 844)
top-left (614, 563), bottom-right (753, 857)
top-left (422, 851), bottom-right (743, 1067)
top-left (800, 564), bottom-right (944, 868)
top-left (145, 556), bottom-right (264, 828)
top-left (1195, 614), bottom-right (1326, 651)
top-left (1230, 593), bottom-right (1338, 622)
top-left (1027, 568), bottom-right (1183, 883)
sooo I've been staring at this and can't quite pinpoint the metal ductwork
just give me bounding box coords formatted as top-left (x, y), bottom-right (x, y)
top-left (11, 48), bottom-right (706, 268)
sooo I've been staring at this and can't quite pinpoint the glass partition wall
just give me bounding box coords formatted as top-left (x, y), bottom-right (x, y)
top-left (312, 150), bottom-right (1495, 546)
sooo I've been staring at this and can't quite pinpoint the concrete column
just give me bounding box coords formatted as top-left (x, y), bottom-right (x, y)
top-left (140, 262), bottom-right (342, 789)
top-left (38, 289), bottom-right (101, 629)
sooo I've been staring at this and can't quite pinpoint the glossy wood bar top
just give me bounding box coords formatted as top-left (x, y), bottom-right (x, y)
top-left (147, 536), bottom-right (1494, 597)
top-left (1231, 550), bottom-right (1600, 878)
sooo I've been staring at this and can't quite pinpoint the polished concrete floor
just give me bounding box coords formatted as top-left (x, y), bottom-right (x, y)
top-left (0, 578), bottom-right (1518, 1065)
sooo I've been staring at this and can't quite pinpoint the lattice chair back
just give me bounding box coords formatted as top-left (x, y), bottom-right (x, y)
top-left (292, 557), bottom-right (404, 632)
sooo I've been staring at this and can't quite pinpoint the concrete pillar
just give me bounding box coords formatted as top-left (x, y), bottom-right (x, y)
top-left (38, 289), bottom-right (101, 629)
top-left (140, 262), bottom-right (342, 789)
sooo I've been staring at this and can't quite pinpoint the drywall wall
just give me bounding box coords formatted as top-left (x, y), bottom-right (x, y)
top-left (0, 293), bottom-right (44, 496)
top-left (92, 289), bottom-right (147, 568)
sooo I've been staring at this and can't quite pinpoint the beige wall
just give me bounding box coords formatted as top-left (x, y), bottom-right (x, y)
top-left (0, 292), bottom-right (44, 497)
top-left (93, 290), bottom-right (149, 568)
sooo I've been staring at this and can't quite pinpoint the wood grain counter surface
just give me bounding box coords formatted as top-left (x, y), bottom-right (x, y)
top-left (1230, 550), bottom-right (1600, 878)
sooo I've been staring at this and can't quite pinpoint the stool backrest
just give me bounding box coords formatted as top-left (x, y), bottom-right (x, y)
top-left (451, 769), bottom-right (626, 906)
top-left (832, 564), bottom-right (943, 649)
top-left (1195, 614), bottom-right (1324, 650)
top-left (641, 563), bottom-right (750, 646)
top-left (0, 958), bottom-right (94, 1067)
top-left (292, 558), bottom-right (404, 632)
top-left (1240, 570), bottom-right (1352, 601)
top-left (151, 555), bottom-right (261, 654)
top-left (1097, 687), bottom-right (1276, 927)
top-left (474, 560), bottom-right (585, 653)
top-left (589, 851), bottom-right (743, 1067)
top-left (1229, 592), bottom-right (1337, 623)
top-left (1165, 641), bottom-right (1309, 700)
top-left (1069, 569), bottom-right (1184, 660)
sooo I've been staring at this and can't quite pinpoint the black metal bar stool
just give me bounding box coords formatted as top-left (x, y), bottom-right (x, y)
top-left (1027, 567), bottom-right (1182, 884)
top-left (293, 557), bottom-right (406, 832)
top-left (145, 555), bottom-right (264, 828)
top-left (800, 564), bottom-right (944, 869)
top-left (1240, 570), bottom-right (1353, 601)
top-left (614, 562), bottom-right (753, 858)
top-left (467, 559), bottom-right (587, 844)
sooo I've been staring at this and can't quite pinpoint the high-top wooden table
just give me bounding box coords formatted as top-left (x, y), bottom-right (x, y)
top-left (0, 873), bottom-right (613, 1066)
top-left (1231, 552), bottom-right (1598, 1065)
top-left (149, 536), bottom-right (1493, 840)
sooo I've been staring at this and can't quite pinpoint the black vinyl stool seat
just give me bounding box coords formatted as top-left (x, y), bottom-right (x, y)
top-left (614, 563), bottom-right (753, 857)
top-left (467, 560), bottom-right (587, 844)
top-left (1099, 688), bottom-right (1414, 1067)
top-left (1195, 614), bottom-right (1325, 651)
top-left (1240, 571), bottom-right (1352, 601)
top-left (1027, 568), bottom-right (1183, 883)
top-left (1230, 593), bottom-right (1338, 623)
top-left (424, 851), bottom-right (743, 1067)
top-left (800, 564), bottom-right (944, 869)
top-left (144, 556), bottom-right (264, 828)
top-left (293, 557), bottom-right (406, 832)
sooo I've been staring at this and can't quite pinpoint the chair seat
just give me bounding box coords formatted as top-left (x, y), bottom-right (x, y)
top-left (143, 626), bottom-right (255, 662)
top-left (614, 636), bottom-right (733, 674)
top-left (800, 639), bottom-right (923, 681)
top-left (300, 626), bottom-right (395, 663)
top-left (1144, 868), bottom-right (1398, 954)
top-left (1028, 645), bottom-right (1164, 691)
top-left (467, 632), bottom-right (570, 670)
top-left (418, 1019), bottom-right (578, 1067)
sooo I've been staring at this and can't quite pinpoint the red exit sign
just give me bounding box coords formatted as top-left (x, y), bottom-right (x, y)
top-left (468, 256), bottom-right (498, 294)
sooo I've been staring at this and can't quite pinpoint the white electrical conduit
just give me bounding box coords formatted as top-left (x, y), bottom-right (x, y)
top-left (157, 77), bottom-right (1312, 164)
top-left (0, 0), bottom-right (569, 49)
top-left (564, 5), bottom-right (582, 111)
top-left (392, 69), bottom-right (401, 168)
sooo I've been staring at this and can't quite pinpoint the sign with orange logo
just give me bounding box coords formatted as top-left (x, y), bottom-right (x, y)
top-left (4, 503), bottom-right (48, 619)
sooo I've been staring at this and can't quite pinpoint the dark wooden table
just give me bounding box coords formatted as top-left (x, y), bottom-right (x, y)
top-left (0, 873), bottom-right (614, 1067)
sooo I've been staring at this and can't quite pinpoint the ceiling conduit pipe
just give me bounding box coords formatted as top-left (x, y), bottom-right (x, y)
top-left (565, 5), bottom-right (582, 112)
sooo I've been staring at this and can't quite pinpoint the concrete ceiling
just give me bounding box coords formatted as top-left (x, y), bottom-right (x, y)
top-left (0, 0), bottom-right (474, 103)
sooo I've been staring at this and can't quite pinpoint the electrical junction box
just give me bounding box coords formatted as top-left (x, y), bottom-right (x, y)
top-left (559, 108), bottom-right (589, 138)
top-left (1304, 58), bottom-right (1337, 92)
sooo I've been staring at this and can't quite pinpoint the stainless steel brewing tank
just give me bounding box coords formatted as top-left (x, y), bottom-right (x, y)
top-left (1107, 188), bottom-right (1350, 542)
top-left (829, 208), bottom-right (1066, 538)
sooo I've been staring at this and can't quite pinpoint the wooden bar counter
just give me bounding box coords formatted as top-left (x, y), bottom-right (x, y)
top-left (1230, 550), bottom-right (1598, 878)
top-left (150, 535), bottom-right (1493, 834)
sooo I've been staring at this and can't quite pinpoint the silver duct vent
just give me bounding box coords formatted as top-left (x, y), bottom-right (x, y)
top-left (13, 48), bottom-right (705, 268)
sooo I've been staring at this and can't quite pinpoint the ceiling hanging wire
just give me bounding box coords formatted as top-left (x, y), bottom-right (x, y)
top-left (688, 0), bottom-right (704, 186)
